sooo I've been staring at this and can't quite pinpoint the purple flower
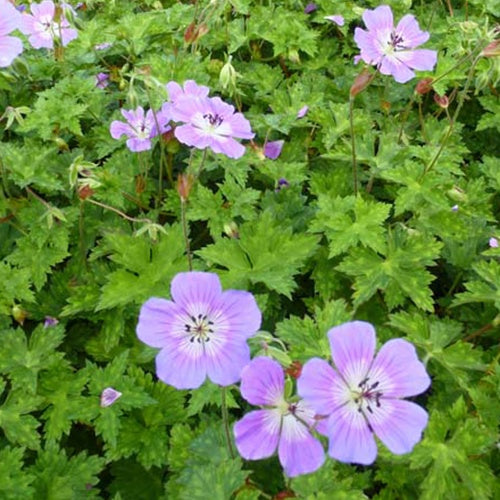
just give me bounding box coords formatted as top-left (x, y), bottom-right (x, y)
top-left (297, 321), bottom-right (430, 465)
top-left (451, 204), bottom-right (459, 212)
top-left (110, 106), bottom-right (171, 152)
top-left (354, 5), bottom-right (437, 84)
top-left (171, 95), bottom-right (254, 159)
top-left (275, 178), bottom-right (290, 192)
top-left (43, 316), bottom-right (59, 328)
top-left (95, 72), bottom-right (109, 89)
top-left (325, 15), bottom-right (345, 26)
top-left (136, 272), bottom-right (262, 390)
top-left (166, 79), bottom-right (210, 103)
top-left (304, 3), bottom-right (317, 14)
top-left (234, 357), bottom-right (325, 477)
top-left (0, 0), bottom-right (23, 67)
top-left (489, 237), bottom-right (499, 248)
top-left (20, 0), bottom-right (78, 49)
top-left (94, 42), bottom-right (112, 51)
top-left (296, 105), bottom-right (308, 119)
top-left (264, 140), bottom-right (284, 160)
top-left (100, 387), bottom-right (122, 407)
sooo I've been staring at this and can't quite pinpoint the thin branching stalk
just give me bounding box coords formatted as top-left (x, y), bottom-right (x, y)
top-left (221, 387), bottom-right (235, 459)
top-left (349, 97), bottom-right (358, 196)
top-left (180, 199), bottom-right (192, 271)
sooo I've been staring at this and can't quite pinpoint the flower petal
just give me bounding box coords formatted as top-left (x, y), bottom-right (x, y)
top-left (279, 414), bottom-right (325, 477)
top-left (362, 5), bottom-right (393, 33)
top-left (0, 36), bottom-right (23, 67)
top-left (110, 120), bottom-right (131, 140)
top-left (297, 358), bottom-right (348, 415)
top-left (208, 136), bottom-right (246, 159)
top-left (326, 402), bottom-right (378, 465)
top-left (204, 334), bottom-right (251, 386)
top-left (170, 272), bottom-right (223, 316)
top-left (368, 338), bottom-right (431, 398)
top-left (155, 337), bottom-right (207, 389)
top-left (367, 399), bottom-right (428, 455)
top-left (234, 409), bottom-right (280, 459)
top-left (126, 137), bottom-right (152, 152)
top-left (328, 321), bottom-right (376, 387)
top-left (379, 55), bottom-right (415, 83)
top-left (0, 2), bottom-right (21, 36)
top-left (396, 49), bottom-right (438, 71)
top-left (136, 297), bottom-right (184, 348)
top-left (395, 14), bottom-right (429, 48)
top-left (239, 357), bottom-right (284, 406)
top-left (214, 289), bottom-right (262, 340)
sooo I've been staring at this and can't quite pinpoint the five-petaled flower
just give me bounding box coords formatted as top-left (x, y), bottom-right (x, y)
top-left (354, 5), bottom-right (437, 83)
top-left (234, 357), bottom-right (325, 477)
top-left (110, 106), bottom-right (171, 152)
top-left (166, 80), bottom-right (254, 159)
top-left (136, 272), bottom-right (262, 389)
top-left (298, 321), bottom-right (430, 465)
top-left (20, 0), bottom-right (78, 49)
top-left (0, 0), bottom-right (23, 68)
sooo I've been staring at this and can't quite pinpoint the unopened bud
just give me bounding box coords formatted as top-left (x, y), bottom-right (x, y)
top-left (135, 174), bottom-right (146, 194)
top-left (219, 56), bottom-right (240, 92)
top-left (434, 93), bottom-right (449, 108)
top-left (482, 40), bottom-right (500, 58)
top-left (350, 68), bottom-right (374, 98)
top-left (177, 173), bottom-right (194, 202)
top-left (415, 77), bottom-right (434, 95)
top-left (78, 185), bottom-right (94, 200)
top-left (12, 305), bottom-right (27, 325)
top-left (285, 361), bottom-right (303, 379)
top-left (223, 221), bottom-right (240, 239)
top-left (381, 100), bottom-right (391, 112)
top-left (184, 22), bottom-right (209, 44)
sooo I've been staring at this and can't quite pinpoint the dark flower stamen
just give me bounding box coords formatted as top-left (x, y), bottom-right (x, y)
top-left (185, 313), bottom-right (214, 343)
top-left (203, 113), bottom-right (224, 126)
top-left (389, 31), bottom-right (406, 49)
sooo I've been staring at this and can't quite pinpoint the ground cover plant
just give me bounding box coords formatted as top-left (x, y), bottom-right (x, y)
top-left (0, 0), bottom-right (499, 498)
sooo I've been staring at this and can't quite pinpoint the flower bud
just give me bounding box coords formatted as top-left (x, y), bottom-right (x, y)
top-left (350, 68), bottom-right (374, 98)
top-left (177, 173), bottom-right (194, 202)
top-left (223, 221), bottom-right (240, 239)
top-left (219, 56), bottom-right (240, 92)
top-left (12, 304), bottom-right (27, 325)
top-left (482, 40), bottom-right (500, 57)
top-left (434, 93), bottom-right (449, 108)
top-left (415, 77), bottom-right (433, 95)
top-left (285, 361), bottom-right (303, 379)
top-left (78, 185), bottom-right (94, 200)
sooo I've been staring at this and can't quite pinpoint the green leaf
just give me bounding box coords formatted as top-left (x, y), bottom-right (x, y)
top-left (311, 195), bottom-right (390, 257)
top-left (0, 447), bottom-right (35, 500)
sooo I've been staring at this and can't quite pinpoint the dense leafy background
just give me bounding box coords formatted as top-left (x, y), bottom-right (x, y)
top-left (0, 0), bottom-right (498, 498)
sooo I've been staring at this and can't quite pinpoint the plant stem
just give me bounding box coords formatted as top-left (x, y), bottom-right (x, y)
top-left (85, 198), bottom-right (152, 224)
top-left (421, 50), bottom-right (483, 178)
top-left (180, 199), bottom-right (192, 271)
top-left (221, 387), bottom-right (235, 459)
top-left (349, 97), bottom-right (358, 196)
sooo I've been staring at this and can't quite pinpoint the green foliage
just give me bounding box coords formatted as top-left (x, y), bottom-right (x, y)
top-left (0, 0), bottom-right (498, 498)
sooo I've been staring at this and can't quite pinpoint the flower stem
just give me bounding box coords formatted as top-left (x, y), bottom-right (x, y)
top-left (85, 198), bottom-right (152, 224)
top-left (348, 97), bottom-right (358, 196)
top-left (421, 50), bottom-right (482, 178)
top-left (180, 199), bottom-right (193, 271)
top-left (221, 387), bottom-right (235, 459)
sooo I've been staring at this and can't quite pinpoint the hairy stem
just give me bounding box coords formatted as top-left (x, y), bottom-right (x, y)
top-left (349, 97), bottom-right (358, 196)
top-left (221, 387), bottom-right (235, 459)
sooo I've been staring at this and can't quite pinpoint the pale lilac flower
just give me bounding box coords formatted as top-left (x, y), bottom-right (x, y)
top-left (166, 79), bottom-right (210, 103)
top-left (489, 237), bottom-right (499, 248)
top-left (0, 0), bottom-right (23, 68)
top-left (354, 5), bottom-right (437, 84)
top-left (95, 72), bottom-right (109, 89)
top-left (264, 140), bottom-right (284, 160)
top-left (110, 106), bottom-right (171, 152)
top-left (297, 105), bottom-right (308, 119)
top-left (100, 387), bottom-right (122, 407)
top-left (20, 0), bottom-right (78, 49)
top-left (234, 357), bottom-right (325, 477)
top-left (298, 321), bottom-right (430, 465)
top-left (325, 15), bottom-right (345, 26)
top-left (44, 316), bottom-right (59, 328)
top-left (136, 272), bottom-right (261, 390)
top-left (94, 42), bottom-right (112, 51)
top-left (304, 3), bottom-right (317, 14)
top-left (451, 204), bottom-right (459, 212)
top-left (171, 95), bottom-right (254, 159)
